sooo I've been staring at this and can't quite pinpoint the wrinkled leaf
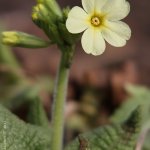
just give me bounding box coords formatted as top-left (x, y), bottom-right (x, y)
top-left (111, 85), bottom-right (150, 150)
top-left (0, 104), bottom-right (51, 150)
top-left (65, 107), bottom-right (141, 150)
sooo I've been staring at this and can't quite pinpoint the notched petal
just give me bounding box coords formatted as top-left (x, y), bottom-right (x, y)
top-left (106, 20), bottom-right (131, 40)
top-left (103, 0), bottom-right (130, 21)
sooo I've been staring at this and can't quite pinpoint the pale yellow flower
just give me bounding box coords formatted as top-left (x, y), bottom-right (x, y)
top-left (66, 0), bottom-right (131, 55)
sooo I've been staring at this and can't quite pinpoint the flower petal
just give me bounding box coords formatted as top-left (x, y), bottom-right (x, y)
top-left (102, 0), bottom-right (130, 21)
top-left (82, 0), bottom-right (94, 13)
top-left (101, 27), bottom-right (127, 47)
top-left (82, 0), bottom-right (107, 13)
top-left (106, 20), bottom-right (131, 40)
top-left (81, 28), bottom-right (106, 55)
top-left (66, 6), bottom-right (88, 33)
top-left (95, 0), bottom-right (108, 12)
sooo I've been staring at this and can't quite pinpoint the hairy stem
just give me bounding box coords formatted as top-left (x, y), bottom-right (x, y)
top-left (51, 49), bottom-right (73, 150)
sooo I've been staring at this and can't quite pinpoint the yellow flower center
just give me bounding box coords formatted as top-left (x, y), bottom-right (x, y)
top-left (91, 16), bottom-right (101, 27)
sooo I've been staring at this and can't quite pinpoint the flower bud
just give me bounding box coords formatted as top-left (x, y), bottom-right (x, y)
top-left (37, 0), bottom-right (62, 17)
top-left (32, 3), bottom-right (59, 30)
top-left (2, 31), bottom-right (50, 48)
top-left (36, 4), bottom-right (51, 22)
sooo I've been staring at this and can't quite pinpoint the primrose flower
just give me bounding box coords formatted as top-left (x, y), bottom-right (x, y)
top-left (66, 0), bottom-right (131, 55)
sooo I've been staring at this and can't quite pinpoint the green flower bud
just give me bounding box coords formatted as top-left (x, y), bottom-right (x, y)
top-left (37, 0), bottom-right (62, 17)
top-left (2, 31), bottom-right (50, 48)
top-left (32, 3), bottom-right (59, 30)
top-left (37, 4), bottom-right (51, 21)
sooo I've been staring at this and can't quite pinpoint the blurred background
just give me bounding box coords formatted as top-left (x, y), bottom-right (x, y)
top-left (0, 0), bottom-right (150, 142)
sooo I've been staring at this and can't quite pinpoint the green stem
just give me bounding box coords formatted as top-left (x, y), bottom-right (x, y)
top-left (51, 48), bottom-right (73, 150)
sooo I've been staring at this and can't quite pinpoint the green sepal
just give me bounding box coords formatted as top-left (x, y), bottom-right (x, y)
top-left (57, 7), bottom-right (80, 46)
top-left (47, 22), bottom-right (64, 46)
top-left (58, 22), bottom-right (80, 46)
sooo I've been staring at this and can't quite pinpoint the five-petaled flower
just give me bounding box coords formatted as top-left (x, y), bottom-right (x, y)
top-left (66, 0), bottom-right (131, 56)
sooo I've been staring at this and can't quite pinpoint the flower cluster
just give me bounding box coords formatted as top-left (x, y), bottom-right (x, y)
top-left (66, 0), bottom-right (131, 55)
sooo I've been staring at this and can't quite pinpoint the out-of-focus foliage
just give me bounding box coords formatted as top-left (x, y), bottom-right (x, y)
top-left (0, 28), bottom-right (20, 68)
top-left (0, 36), bottom-right (51, 148)
top-left (65, 107), bottom-right (141, 150)
top-left (0, 26), bottom-right (53, 150)
top-left (0, 33), bottom-right (144, 149)
top-left (111, 85), bottom-right (150, 124)
top-left (66, 91), bottom-right (100, 132)
top-left (0, 25), bottom-right (149, 149)
top-left (27, 96), bottom-right (49, 127)
top-left (111, 85), bottom-right (150, 150)
top-left (143, 128), bottom-right (150, 150)
top-left (0, 3), bottom-right (150, 147)
top-left (0, 26), bottom-right (53, 110)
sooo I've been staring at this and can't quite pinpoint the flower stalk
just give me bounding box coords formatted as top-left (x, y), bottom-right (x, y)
top-left (51, 46), bottom-right (75, 150)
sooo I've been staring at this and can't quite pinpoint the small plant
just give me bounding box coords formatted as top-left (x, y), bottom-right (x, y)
top-left (1, 0), bottom-right (148, 150)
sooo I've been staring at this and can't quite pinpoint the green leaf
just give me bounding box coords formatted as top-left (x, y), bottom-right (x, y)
top-left (0, 104), bottom-right (51, 150)
top-left (27, 96), bottom-right (49, 127)
top-left (111, 85), bottom-right (150, 150)
top-left (111, 85), bottom-right (150, 125)
top-left (65, 107), bottom-right (141, 150)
